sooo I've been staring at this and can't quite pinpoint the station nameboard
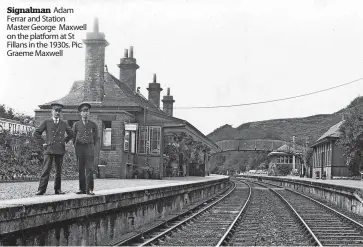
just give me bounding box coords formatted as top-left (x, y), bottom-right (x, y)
top-left (125, 123), bottom-right (138, 131)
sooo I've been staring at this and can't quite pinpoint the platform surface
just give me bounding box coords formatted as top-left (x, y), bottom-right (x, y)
top-left (0, 175), bottom-right (228, 206)
top-left (243, 174), bottom-right (363, 189)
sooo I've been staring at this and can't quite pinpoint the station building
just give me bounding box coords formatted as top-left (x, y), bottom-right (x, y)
top-left (34, 19), bottom-right (219, 179)
top-left (0, 117), bottom-right (35, 136)
top-left (310, 120), bottom-right (350, 179)
top-left (267, 144), bottom-right (303, 176)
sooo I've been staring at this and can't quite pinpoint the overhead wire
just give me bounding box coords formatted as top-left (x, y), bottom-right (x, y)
top-left (173, 77), bottom-right (363, 109)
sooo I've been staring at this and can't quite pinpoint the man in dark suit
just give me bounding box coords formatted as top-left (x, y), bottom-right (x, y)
top-left (34, 103), bottom-right (74, 195)
top-left (73, 102), bottom-right (98, 195)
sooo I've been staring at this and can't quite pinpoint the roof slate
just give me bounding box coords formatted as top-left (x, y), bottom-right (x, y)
top-left (40, 73), bottom-right (166, 113)
top-left (107, 73), bottom-right (165, 113)
top-left (276, 144), bottom-right (303, 153)
top-left (43, 80), bottom-right (85, 107)
top-left (316, 120), bottom-right (344, 142)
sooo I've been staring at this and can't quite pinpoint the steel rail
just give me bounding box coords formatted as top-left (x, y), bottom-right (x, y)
top-left (271, 188), bottom-right (323, 247)
top-left (249, 178), bottom-right (363, 230)
top-left (285, 187), bottom-right (363, 230)
top-left (249, 178), bottom-right (363, 246)
top-left (136, 181), bottom-right (238, 247)
top-left (243, 180), bottom-right (322, 247)
top-left (215, 180), bottom-right (251, 247)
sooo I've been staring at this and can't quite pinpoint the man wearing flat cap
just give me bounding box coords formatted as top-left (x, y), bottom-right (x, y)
top-left (73, 102), bottom-right (98, 195)
top-left (34, 103), bottom-right (74, 195)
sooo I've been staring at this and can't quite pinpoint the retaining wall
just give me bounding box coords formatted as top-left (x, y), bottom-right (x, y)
top-left (0, 177), bottom-right (229, 246)
top-left (241, 175), bottom-right (363, 216)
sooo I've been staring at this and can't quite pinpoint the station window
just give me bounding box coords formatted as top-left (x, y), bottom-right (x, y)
top-left (138, 126), bottom-right (148, 154)
top-left (124, 130), bottom-right (137, 153)
top-left (149, 126), bottom-right (161, 155)
top-left (137, 126), bottom-right (161, 155)
top-left (102, 121), bottom-right (112, 147)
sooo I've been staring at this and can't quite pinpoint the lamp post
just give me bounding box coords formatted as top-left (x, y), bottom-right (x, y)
top-left (292, 136), bottom-right (296, 172)
top-left (202, 149), bottom-right (206, 176)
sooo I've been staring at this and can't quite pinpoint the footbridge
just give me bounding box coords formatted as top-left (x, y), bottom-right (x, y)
top-left (213, 139), bottom-right (290, 154)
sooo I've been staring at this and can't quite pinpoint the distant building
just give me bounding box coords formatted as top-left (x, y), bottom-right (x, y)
top-left (267, 144), bottom-right (302, 176)
top-left (34, 19), bottom-right (219, 179)
top-left (310, 120), bottom-right (349, 179)
top-left (0, 117), bottom-right (35, 136)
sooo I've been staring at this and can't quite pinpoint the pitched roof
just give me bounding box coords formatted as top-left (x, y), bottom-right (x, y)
top-left (268, 143), bottom-right (303, 156)
top-left (277, 144), bottom-right (293, 152)
top-left (40, 73), bottom-right (167, 113)
top-left (42, 80), bottom-right (85, 107)
top-left (107, 73), bottom-right (166, 114)
top-left (316, 120), bottom-right (344, 142)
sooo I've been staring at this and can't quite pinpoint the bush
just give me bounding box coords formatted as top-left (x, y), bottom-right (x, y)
top-left (0, 130), bottom-right (78, 181)
top-left (276, 163), bottom-right (291, 176)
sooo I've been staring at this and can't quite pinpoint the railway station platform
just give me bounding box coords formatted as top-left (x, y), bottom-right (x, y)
top-left (240, 174), bottom-right (363, 218)
top-left (243, 174), bottom-right (363, 189)
top-left (0, 175), bottom-right (229, 246)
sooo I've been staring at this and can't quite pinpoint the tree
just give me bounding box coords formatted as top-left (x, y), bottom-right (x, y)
top-left (0, 104), bottom-right (6, 118)
top-left (0, 104), bottom-right (34, 124)
top-left (337, 106), bottom-right (363, 177)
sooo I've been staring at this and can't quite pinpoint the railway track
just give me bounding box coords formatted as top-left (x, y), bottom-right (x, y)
top-left (245, 179), bottom-right (363, 246)
top-left (275, 188), bottom-right (363, 246)
top-left (115, 180), bottom-right (250, 246)
top-left (218, 182), bottom-right (311, 246)
top-left (115, 177), bottom-right (363, 246)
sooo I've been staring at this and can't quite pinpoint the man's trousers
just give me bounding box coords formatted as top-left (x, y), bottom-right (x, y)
top-left (75, 143), bottom-right (95, 191)
top-left (38, 154), bottom-right (63, 192)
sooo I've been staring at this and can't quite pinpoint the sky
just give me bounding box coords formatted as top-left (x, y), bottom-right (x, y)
top-left (1, 0), bottom-right (363, 135)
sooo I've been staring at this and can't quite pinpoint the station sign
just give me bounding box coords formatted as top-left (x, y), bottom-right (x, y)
top-left (125, 123), bottom-right (138, 131)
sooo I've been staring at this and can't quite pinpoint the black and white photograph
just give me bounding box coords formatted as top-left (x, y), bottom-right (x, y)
top-left (1, 0), bottom-right (363, 245)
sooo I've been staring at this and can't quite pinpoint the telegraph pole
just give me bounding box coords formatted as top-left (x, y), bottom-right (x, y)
top-left (303, 137), bottom-right (309, 177)
top-left (292, 136), bottom-right (296, 172)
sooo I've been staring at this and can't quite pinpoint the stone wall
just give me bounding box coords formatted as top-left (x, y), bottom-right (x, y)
top-left (243, 175), bottom-right (363, 216)
top-left (0, 177), bottom-right (229, 246)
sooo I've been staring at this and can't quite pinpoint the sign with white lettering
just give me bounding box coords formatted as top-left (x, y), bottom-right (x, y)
top-left (125, 123), bottom-right (138, 131)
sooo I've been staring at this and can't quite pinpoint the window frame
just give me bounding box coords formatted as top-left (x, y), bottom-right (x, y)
top-left (148, 126), bottom-right (161, 155)
top-left (137, 126), bottom-right (162, 155)
top-left (102, 121), bottom-right (112, 148)
top-left (137, 126), bottom-right (148, 154)
top-left (124, 130), bottom-right (137, 154)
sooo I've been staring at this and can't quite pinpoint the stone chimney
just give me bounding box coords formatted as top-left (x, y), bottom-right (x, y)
top-left (162, 88), bottom-right (175, 116)
top-left (147, 74), bottom-right (163, 108)
top-left (118, 46), bottom-right (139, 91)
top-left (83, 18), bottom-right (109, 102)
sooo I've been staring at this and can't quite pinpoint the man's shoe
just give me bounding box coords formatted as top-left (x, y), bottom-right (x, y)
top-left (55, 190), bottom-right (65, 195)
top-left (35, 191), bottom-right (45, 195)
top-left (76, 190), bottom-right (86, 194)
top-left (87, 190), bottom-right (95, 195)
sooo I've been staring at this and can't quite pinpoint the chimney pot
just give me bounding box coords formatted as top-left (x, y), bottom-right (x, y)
top-left (129, 46), bottom-right (134, 58)
top-left (93, 18), bottom-right (99, 32)
top-left (118, 47), bottom-right (139, 91)
top-left (162, 88), bottom-right (175, 116)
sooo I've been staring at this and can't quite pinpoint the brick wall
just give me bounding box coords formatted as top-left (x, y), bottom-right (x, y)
top-left (98, 112), bottom-right (134, 178)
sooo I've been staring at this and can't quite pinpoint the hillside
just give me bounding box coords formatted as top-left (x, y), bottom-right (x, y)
top-left (207, 96), bottom-right (363, 173)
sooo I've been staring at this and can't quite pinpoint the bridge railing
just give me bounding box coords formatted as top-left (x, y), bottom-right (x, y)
top-left (216, 139), bottom-right (290, 152)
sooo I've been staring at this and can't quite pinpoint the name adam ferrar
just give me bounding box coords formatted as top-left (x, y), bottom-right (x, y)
top-left (7, 7), bottom-right (74, 15)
